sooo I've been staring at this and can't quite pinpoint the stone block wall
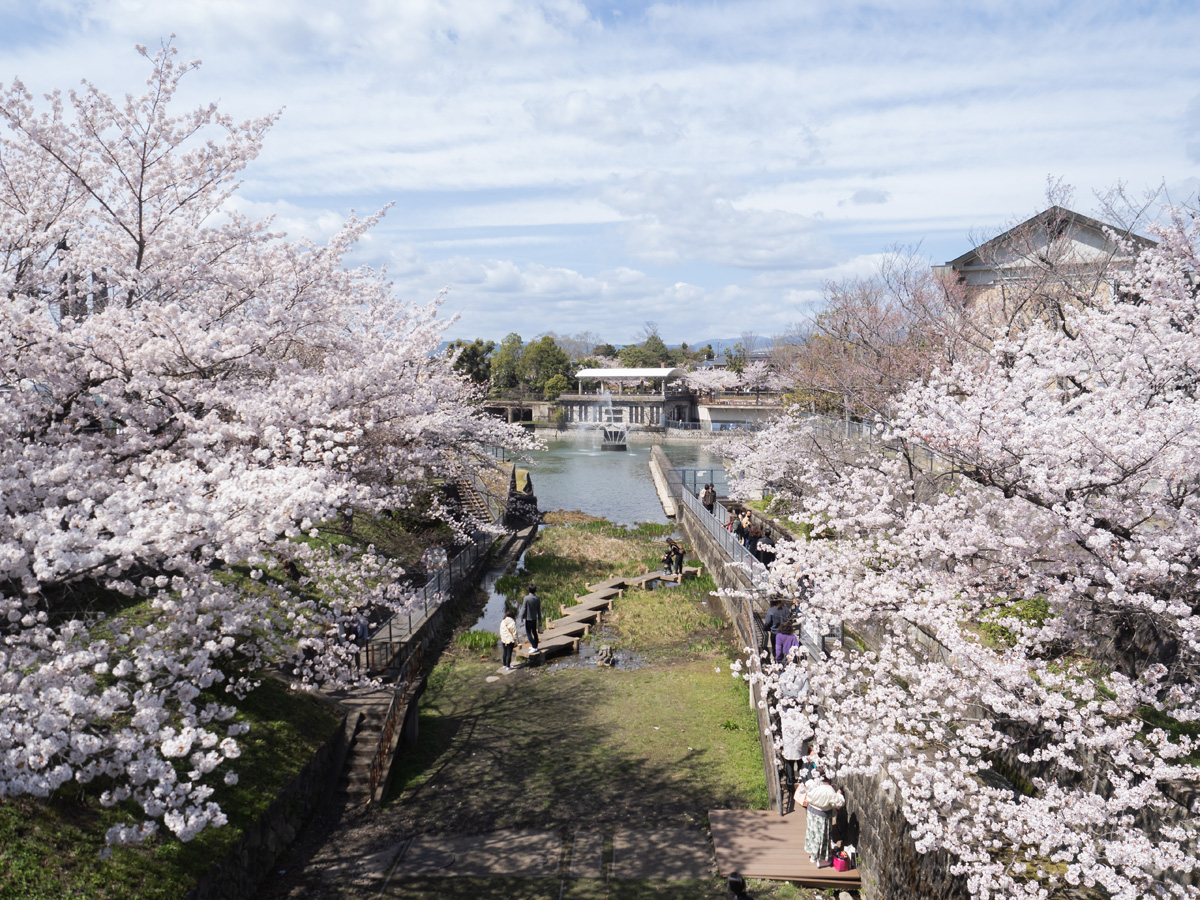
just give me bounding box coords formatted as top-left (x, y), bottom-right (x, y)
top-left (186, 711), bottom-right (351, 900)
top-left (839, 768), bottom-right (971, 900)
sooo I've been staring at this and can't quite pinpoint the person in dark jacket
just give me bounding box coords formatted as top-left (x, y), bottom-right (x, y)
top-left (516, 584), bottom-right (542, 652)
top-left (763, 599), bottom-right (786, 655)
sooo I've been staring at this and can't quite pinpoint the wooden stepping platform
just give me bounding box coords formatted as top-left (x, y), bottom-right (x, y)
top-left (709, 809), bottom-right (861, 889)
top-left (515, 633), bottom-right (580, 660)
top-left (517, 564), bottom-right (705, 664)
top-left (567, 594), bottom-right (617, 615)
top-left (543, 619), bottom-right (590, 639)
top-left (553, 605), bottom-right (605, 628)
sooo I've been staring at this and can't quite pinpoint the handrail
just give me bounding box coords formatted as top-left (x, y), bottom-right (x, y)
top-left (364, 527), bottom-right (492, 674)
top-left (677, 486), bottom-right (769, 587)
top-left (367, 644), bottom-right (423, 802)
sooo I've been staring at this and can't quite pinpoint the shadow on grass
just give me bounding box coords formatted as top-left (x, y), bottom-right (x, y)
top-left (382, 655), bottom-right (756, 837)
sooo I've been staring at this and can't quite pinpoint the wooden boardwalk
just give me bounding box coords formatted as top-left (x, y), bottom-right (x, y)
top-left (708, 809), bottom-right (861, 890)
top-left (514, 566), bottom-right (703, 662)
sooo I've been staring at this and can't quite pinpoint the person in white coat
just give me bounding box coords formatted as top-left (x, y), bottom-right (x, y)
top-left (499, 611), bottom-right (518, 669)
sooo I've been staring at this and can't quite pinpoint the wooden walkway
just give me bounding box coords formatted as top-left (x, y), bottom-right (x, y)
top-left (515, 566), bottom-right (703, 662)
top-left (708, 809), bottom-right (861, 890)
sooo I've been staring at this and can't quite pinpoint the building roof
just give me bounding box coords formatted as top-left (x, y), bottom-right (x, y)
top-left (575, 367), bottom-right (685, 380)
top-left (943, 205), bottom-right (1156, 273)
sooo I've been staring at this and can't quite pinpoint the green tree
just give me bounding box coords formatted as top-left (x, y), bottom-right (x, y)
top-left (619, 333), bottom-right (671, 368)
top-left (491, 332), bottom-right (523, 391)
top-left (723, 341), bottom-right (747, 374)
top-left (446, 338), bottom-right (495, 384)
top-left (517, 335), bottom-right (572, 397)
top-left (593, 342), bottom-right (618, 358)
top-left (543, 373), bottom-right (571, 400)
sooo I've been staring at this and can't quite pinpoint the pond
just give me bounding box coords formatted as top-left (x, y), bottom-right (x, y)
top-left (521, 430), bottom-right (726, 526)
top-left (470, 432), bottom-right (726, 635)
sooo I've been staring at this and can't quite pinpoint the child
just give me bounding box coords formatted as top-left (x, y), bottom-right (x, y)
top-left (499, 609), bottom-right (518, 670)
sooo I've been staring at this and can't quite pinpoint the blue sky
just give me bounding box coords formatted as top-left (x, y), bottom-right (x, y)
top-left (2, 0), bottom-right (1197, 344)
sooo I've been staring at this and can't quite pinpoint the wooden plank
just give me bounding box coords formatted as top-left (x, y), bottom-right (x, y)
top-left (542, 620), bottom-right (589, 639)
top-left (568, 595), bottom-right (615, 613)
top-left (586, 577), bottom-right (629, 592)
top-left (515, 635), bottom-right (579, 658)
top-left (708, 809), bottom-right (860, 888)
top-left (575, 587), bottom-right (621, 602)
top-left (552, 606), bottom-right (603, 627)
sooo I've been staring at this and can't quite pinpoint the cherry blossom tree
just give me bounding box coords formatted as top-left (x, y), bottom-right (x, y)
top-left (0, 43), bottom-right (532, 848)
top-left (684, 366), bottom-right (738, 398)
top-left (775, 252), bottom-right (958, 417)
top-left (724, 210), bottom-right (1200, 899)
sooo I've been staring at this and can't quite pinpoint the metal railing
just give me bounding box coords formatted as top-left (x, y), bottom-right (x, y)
top-left (676, 485), bottom-right (769, 587)
top-left (674, 480), bottom-right (846, 657)
top-left (365, 528), bottom-right (492, 674)
top-left (672, 466), bottom-right (729, 497)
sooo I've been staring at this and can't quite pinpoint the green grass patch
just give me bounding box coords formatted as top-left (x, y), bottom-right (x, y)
top-left (0, 678), bottom-right (340, 900)
top-left (608, 573), bottom-right (729, 657)
top-left (456, 629), bottom-right (500, 650)
top-left (384, 518), bottom-right (768, 834)
top-left (384, 653), bottom-right (766, 829)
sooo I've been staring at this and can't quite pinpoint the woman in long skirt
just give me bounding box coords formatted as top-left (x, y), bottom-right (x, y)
top-left (798, 775), bottom-right (844, 863)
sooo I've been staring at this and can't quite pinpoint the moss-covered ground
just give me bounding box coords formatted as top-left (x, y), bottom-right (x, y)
top-left (0, 678), bottom-right (340, 900)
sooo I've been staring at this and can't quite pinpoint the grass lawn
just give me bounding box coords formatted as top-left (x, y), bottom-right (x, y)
top-left (0, 678), bottom-right (341, 900)
top-left (371, 520), bottom-right (827, 898)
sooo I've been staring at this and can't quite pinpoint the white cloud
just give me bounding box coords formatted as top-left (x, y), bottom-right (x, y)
top-left (0, 0), bottom-right (1196, 343)
top-left (602, 172), bottom-right (840, 269)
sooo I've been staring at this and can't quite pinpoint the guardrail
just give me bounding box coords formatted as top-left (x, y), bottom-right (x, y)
top-left (364, 528), bottom-right (492, 675)
top-left (675, 480), bottom-right (846, 657)
top-left (676, 485), bottom-right (770, 587)
top-left (367, 643), bottom-right (423, 802)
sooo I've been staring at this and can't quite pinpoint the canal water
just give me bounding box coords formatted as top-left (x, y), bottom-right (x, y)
top-left (472, 431), bottom-right (726, 635)
top-left (521, 430), bottom-right (725, 526)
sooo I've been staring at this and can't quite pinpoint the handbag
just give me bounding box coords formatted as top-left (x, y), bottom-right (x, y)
top-left (832, 855), bottom-right (851, 872)
top-left (795, 789), bottom-right (808, 807)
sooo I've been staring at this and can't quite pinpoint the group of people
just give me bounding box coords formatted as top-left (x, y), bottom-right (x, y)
top-left (498, 583), bottom-right (542, 670)
top-left (727, 507), bottom-right (777, 565)
top-left (763, 598), bottom-right (801, 662)
top-left (660, 538), bottom-right (686, 575)
top-left (775, 660), bottom-right (850, 868)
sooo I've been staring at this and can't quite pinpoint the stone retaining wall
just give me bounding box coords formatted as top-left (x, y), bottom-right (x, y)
top-left (186, 705), bottom-right (352, 900)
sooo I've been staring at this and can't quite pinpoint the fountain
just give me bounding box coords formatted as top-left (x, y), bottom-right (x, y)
top-left (598, 392), bottom-right (628, 451)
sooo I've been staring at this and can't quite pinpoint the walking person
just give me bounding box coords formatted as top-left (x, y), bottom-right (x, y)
top-left (517, 583), bottom-right (542, 653)
top-left (774, 621), bottom-right (800, 662)
top-left (701, 482), bottom-right (717, 514)
top-left (797, 772), bottom-right (845, 864)
top-left (499, 609), bottom-right (518, 669)
top-left (739, 510), bottom-right (754, 548)
top-left (763, 598), bottom-right (786, 656)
